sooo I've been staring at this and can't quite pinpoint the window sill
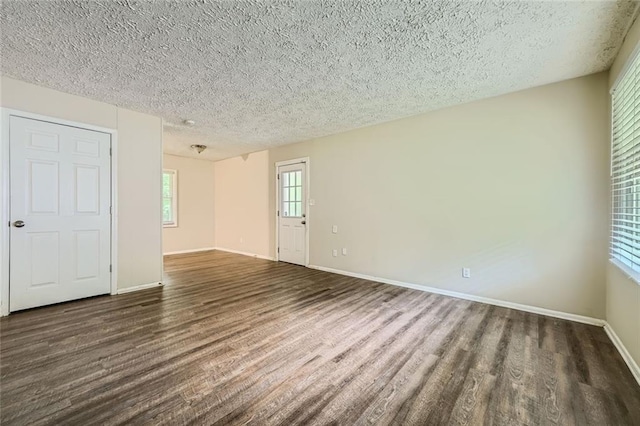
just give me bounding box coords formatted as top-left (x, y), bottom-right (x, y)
top-left (609, 258), bottom-right (640, 286)
top-left (163, 223), bottom-right (178, 228)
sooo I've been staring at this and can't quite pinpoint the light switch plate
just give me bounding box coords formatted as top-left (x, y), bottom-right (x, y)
top-left (342, 248), bottom-right (347, 256)
top-left (332, 249), bottom-right (338, 257)
top-left (462, 268), bottom-right (471, 278)
top-left (332, 225), bottom-right (338, 234)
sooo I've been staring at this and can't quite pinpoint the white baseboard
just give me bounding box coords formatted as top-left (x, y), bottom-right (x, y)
top-left (604, 323), bottom-right (640, 386)
top-left (307, 265), bottom-right (605, 327)
top-left (117, 282), bottom-right (163, 295)
top-left (163, 247), bottom-right (216, 256)
top-left (214, 247), bottom-right (275, 261)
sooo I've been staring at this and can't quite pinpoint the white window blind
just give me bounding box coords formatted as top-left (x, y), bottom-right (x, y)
top-left (611, 49), bottom-right (640, 272)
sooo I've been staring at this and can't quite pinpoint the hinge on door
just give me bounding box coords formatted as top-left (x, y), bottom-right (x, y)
top-left (277, 247), bottom-right (279, 253)
top-left (277, 174), bottom-right (280, 179)
top-left (109, 264), bottom-right (112, 272)
top-left (277, 210), bottom-right (279, 217)
top-left (110, 206), bottom-right (113, 215)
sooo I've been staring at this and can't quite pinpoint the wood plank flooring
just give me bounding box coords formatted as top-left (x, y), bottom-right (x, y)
top-left (1, 250), bottom-right (639, 425)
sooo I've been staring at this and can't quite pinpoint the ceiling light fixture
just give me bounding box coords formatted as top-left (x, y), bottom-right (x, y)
top-left (183, 119), bottom-right (196, 126)
top-left (191, 144), bottom-right (207, 154)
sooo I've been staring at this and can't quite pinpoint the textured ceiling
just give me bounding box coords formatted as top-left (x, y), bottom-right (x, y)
top-left (1, 1), bottom-right (638, 161)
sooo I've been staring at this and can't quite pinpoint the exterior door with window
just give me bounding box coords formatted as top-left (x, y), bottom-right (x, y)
top-left (9, 116), bottom-right (112, 311)
top-left (278, 162), bottom-right (307, 265)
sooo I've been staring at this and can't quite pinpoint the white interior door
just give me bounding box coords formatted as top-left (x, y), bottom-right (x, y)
top-left (278, 162), bottom-right (307, 266)
top-left (9, 116), bottom-right (111, 312)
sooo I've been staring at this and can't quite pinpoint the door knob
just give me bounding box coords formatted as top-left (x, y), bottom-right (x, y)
top-left (301, 220), bottom-right (306, 225)
top-left (13, 220), bottom-right (25, 228)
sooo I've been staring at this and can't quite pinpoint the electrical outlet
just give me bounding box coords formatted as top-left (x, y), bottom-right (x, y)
top-left (462, 268), bottom-right (471, 278)
top-left (342, 248), bottom-right (347, 256)
top-left (332, 249), bottom-right (338, 257)
top-left (332, 225), bottom-right (338, 234)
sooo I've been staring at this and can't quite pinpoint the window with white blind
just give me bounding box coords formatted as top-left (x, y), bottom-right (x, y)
top-left (611, 49), bottom-right (640, 274)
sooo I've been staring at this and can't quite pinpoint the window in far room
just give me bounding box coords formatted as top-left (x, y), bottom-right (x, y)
top-left (163, 169), bottom-right (178, 227)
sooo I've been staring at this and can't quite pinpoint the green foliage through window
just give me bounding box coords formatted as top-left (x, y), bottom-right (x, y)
top-left (163, 171), bottom-right (176, 225)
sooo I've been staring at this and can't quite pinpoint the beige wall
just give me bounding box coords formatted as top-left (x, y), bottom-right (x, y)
top-left (267, 73), bottom-right (609, 318)
top-left (116, 109), bottom-right (163, 289)
top-left (214, 151), bottom-right (270, 257)
top-left (607, 263), bottom-right (640, 367)
top-left (607, 14), bottom-right (640, 369)
top-left (1, 76), bottom-right (163, 294)
top-left (163, 153), bottom-right (215, 254)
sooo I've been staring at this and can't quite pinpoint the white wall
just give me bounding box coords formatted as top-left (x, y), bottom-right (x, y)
top-left (163, 153), bottom-right (215, 254)
top-left (214, 151), bottom-right (270, 257)
top-left (607, 15), bottom-right (640, 369)
top-left (1, 76), bottom-right (163, 294)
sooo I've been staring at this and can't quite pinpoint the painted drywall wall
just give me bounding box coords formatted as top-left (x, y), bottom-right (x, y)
top-left (116, 109), bottom-right (163, 290)
top-left (1, 75), bottom-right (163, 294)
top-left (214, 151), bottom-right (270, 257)
top-left (162, 153), bottom-right (215, 254)
top-left (606, 263), bottom-right (640, 369)
top-left (263, 73), bottom-right (610, 318)
top-left (607, 14), bottom-right (640, 369)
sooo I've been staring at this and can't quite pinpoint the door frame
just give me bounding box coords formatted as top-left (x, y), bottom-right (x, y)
top-left (275, 157), bottom-right (310, 267)
top-left (0, 108), bottom-right (119, 316)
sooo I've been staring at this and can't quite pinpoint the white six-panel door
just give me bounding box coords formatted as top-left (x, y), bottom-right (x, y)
top-left (277, 162), bottom-right (307, 266)
top-left (9, 116), bottom-right (111, 312)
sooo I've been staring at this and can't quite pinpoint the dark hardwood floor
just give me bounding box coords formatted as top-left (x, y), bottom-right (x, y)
top-left (1, 250), bottom-right (639, 425)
